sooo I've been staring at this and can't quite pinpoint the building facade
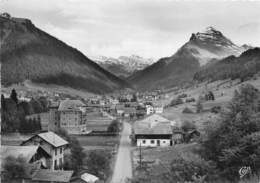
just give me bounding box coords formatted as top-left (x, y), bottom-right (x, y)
top-left (133, 114), bottom-right (173, 147)
top-left (21, 132), bottom-right (68, 170)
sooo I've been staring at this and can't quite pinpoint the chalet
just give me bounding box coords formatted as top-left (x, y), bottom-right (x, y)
top-left (58, 99), bottom-right (87, 134)
top-left (154, 105), bottom-right (164, 114)
top-left (123, 107), bottom-right (136, 118)
top-left (133, 114), bottom-right (173, 147)
top-left (21, 132), bottom-right (69, 170)
top-left (146, 105), bottom-right (154, 115)
top-left (1, 145), bottom-right (51, 168)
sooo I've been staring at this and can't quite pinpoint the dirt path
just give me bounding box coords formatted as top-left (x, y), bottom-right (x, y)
top-left (111, 122), bottom-right (132, 183)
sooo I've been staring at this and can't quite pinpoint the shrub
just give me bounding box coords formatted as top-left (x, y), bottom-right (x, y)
top-left (182, 107), bottom-right (194, 114)
top-left (85, 151), bottom-right (112, 180)
top-left (178, 93), bottom-right (187, 98)
top-left (186, 98), bottom-right (196, 103)
top-left (107, 120), bottom-right (121, 133)
top-left (211, 106), bottom-right (221, 113)
top-left (3, 156), bottom-right (27, 180)
top-left (170, 152), bottom-right (217, 182)
top-left (170, 97), bottom-right (183, 107)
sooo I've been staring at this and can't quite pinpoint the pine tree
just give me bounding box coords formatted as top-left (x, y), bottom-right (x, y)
top-left (10, 89), bottom-right (18, 104)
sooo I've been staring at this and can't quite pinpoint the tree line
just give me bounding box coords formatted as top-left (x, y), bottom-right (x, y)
top-left (1, 89), bottom-right (48, 133)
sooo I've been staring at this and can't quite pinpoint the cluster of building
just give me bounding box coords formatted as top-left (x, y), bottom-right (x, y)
top-left (27, 99), bottom-right (116, 135)
top-left (1, 131), bottom-right (101, 183)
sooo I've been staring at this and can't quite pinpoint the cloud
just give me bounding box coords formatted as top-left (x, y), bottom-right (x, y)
top-left (1, 0), bottom-right (260, 58)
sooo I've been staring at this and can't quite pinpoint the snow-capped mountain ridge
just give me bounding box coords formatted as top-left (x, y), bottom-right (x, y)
top-left (89, 54), bottom-right (155, 78)
top-left (183, 26), bottom-right (248, 65)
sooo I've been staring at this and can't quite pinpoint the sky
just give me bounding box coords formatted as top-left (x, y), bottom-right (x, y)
top-left (1, 0), bottom-right (260, 60)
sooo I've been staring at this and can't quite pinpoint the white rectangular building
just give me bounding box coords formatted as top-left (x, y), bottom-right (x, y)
top-left (133, 114), bottom-right (173, 147)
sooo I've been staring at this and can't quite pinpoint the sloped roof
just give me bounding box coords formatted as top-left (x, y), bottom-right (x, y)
top-left (81, 173), bottom-right (99, 183)
top-left (58, 99), bottom-right (85, 111)
top-left (1, 145), bottom-right (39, 163)
top-left (138, 114), bottom-right (170, 124)
top-left (37, 131), bottom-right (68, 147)
top-left (134, 114), bottom-right (172, 135)
top-left (32, 169), bottom-right (74, 182)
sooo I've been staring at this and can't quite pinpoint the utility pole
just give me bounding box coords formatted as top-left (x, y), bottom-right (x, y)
top-left (139, 143), bottom-right (142, 168)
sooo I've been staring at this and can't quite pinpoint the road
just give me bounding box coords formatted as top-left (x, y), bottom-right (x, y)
top-left (111, 122), bottom-right (132, 183)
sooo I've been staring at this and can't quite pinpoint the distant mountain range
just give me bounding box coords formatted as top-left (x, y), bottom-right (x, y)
top-left (0, 14), bottom-right (130, 94)
top-left (89, 55), bottom-right (155, 78)
top-left (128, 27), bottom-right (253, 90)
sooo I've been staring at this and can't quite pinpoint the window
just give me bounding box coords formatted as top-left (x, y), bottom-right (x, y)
top-left (59, 158), bottom-right (63, 169)
top-left (54, 160), bottom-right (57, 170)
top-left (55, 149), bottom-right (57, 156)
top-left (60, 147), bottom-right (62, 154)
top-left (151, 140), bottom-right (155, 144)
top-left (142, 140), bottom-right (146, 144)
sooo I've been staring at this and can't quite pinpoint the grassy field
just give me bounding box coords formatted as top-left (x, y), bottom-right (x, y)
top-left (157, 77), bottom-right (260, 130)
top-left (132, 143), bottom-right (199, 183)
top-left (1, 133), bottom-right (32, 145)
top-left (73, 135), bottom-right (120, 151)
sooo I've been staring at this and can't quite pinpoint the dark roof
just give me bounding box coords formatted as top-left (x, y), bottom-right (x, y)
top-left (22, 132), bottom-right (68, 148)
top-left (32, 169), bottom-right (74, 182)
top-left (1, 145), bottom-right (51, 163)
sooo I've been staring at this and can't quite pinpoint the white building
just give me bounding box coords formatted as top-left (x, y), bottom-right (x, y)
top-left (21, 132), bottom-right (69, 170)
top-left (133, 114), bottom-right (173, 147)
top-left (146, 105), bottom-right (154, 115)
top-left (58, 99), bottom-right (87, 134)
top-left (154, 106), bottom-right (164, 114)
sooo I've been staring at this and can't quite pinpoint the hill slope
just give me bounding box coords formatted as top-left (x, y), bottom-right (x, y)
top-left (194, 48), bottom-right (260, 82)
top-left (128, 27), bottom-right (248, 91)
top-left (0, 15), bottom-right (129, 94)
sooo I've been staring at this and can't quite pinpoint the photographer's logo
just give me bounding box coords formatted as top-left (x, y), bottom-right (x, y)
top-left (239, 166), bottom-right (251, 179)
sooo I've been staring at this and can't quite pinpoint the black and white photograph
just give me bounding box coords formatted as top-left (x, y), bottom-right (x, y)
top-left (0, 0), bottom-right (260, 182)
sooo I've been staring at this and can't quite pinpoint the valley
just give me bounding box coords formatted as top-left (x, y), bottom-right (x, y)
top-left (1, 8), bottom-right (260, 183)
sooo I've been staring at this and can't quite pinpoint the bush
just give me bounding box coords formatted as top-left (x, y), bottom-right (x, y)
top-left (185, 98), bottom-right (196, 103)
top-left (170, 152), bottom-right (217, 182)
top-left (196, 99), bottom-right (203, 113)
top-left (107, 120), bottom-right (121, 133)
top-left (181, 120), bottom-right (196, 132)
top-left (169, 97), bottom-right (183, 107)
top-left (85, 151), bottom-right (111, 180)
top-left (182, 107), bottom-right (194, 114)
top-left (211, 106), bottom-right (221, 113)
top-left (3, 156), bottom-right (27, 180)
top-left (178, 93), bottom-right (187, 98)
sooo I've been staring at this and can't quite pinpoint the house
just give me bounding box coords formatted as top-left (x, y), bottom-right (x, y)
top-left (123, 107), bottom-right (136, 118)
top-left (58, 99), bottom-right (87, 134)
top-left (1, 145), bottom-right (51, 168)
top-left (21, 131), bottom-right (69, 170)
top-left (48, 102), bottom-right (61, 131)
top-left (154, 106), bottom-right (164, 114)
top-left (146, 105), bottom-right (154, 115)
top-left (31, 169), bottom-right (74, 183)
top-left (133, 114), bottom-right (173, 147)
